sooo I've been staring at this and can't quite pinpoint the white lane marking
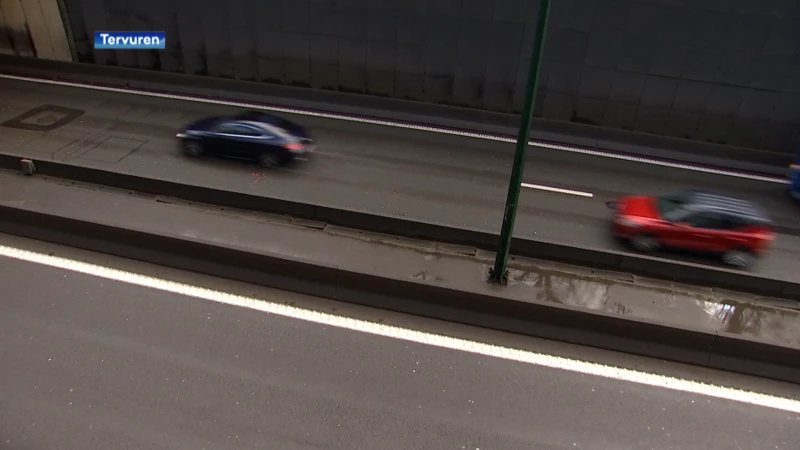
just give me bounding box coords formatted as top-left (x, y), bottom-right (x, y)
top-left (1, 243), bottom-right (798, 414)
top-left (0, 74), bottom-right (788, 185)
top-left (522, 183), bottom-right (594, 198)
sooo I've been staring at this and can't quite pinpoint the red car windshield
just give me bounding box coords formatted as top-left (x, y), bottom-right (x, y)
top-left (656, 191), bottom-right (693, 221)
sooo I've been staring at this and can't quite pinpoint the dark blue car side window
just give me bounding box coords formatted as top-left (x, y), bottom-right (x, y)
top-left (212, 122), bottom-right (238, 134)
top-left (255, 124), bottom-right (282, 140)
top-left (229, 124), bottom-right (263, 137)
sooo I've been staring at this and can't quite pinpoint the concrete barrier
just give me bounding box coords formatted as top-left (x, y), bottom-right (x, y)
top-left (710, 333), bottom-right (800, 383)
top-left (1, 153), bottom-right (797, 302)
top-left (0, 203), bottom-right (797, 384)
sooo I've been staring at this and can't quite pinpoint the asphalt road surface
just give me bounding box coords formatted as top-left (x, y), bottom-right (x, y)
top-left (0, 78), bottom-right (799, 282)
top-left (2, 238), bottom-right (799, 450)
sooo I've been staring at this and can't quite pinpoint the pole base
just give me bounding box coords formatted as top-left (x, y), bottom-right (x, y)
top-left (487, 267), bottom-right (509, 285)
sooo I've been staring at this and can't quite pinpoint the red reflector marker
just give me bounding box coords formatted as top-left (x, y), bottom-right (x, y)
top-left (284, 143), bottom-right (304, 150)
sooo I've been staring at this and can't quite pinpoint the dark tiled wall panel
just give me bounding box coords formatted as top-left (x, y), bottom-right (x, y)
top-left (61, 0), bottom-right (800, 151)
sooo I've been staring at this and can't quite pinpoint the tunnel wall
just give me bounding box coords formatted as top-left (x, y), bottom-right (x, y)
top-left (49, 0), bottom-right (800, 151)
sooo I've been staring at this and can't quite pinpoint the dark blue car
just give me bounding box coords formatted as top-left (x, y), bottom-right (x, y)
top-left (176, 110), bottom-right (315, 169)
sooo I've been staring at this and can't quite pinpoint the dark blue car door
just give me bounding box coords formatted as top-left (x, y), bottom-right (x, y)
top-left (206, 122), bottom-right (268, 159)
top-left (227, 123), bottom-right (279, 160)
top-left (204, 121), bottom-right (239, 155)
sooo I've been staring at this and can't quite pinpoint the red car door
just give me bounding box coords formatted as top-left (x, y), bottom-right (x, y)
top-left (659, 221), bottom-right (693, 248)
top-left (657, 205), bottom-right (694, 248)
top-left (714, 214), bottom-right (752, 252)
top-left (680, 211), bottom-right (728, 252)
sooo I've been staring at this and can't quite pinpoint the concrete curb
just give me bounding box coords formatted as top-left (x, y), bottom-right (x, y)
top-left (1, 154), bottom-right (798, 302)
top-left (0, 203), bottom-right (797, 384)
top-left (0, 55), bottom-right (790, 175)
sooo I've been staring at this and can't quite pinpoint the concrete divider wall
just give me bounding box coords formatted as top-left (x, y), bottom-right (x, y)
top-left (2, 154), bottom-right (798, 302)
top-left (1, 202), bottom-right (798, 384)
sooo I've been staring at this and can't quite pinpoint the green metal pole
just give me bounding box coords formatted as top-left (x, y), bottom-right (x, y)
top-left (488, 0), bottom-right (552, 284)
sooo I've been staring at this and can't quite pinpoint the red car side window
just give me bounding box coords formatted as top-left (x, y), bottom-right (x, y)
top-left (686, 212), bottom-right (722, 229)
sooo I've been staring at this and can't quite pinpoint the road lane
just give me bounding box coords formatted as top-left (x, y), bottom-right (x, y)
top-left (0, 78), bottom-right (799, 282)
top-left (2, 244), bottom-right (799, 449)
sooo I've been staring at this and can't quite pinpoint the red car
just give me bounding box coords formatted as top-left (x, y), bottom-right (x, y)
top-left (611, 190), bottom-right (774, 268)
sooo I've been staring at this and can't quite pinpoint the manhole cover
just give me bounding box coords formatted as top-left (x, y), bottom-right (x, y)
top-left (22, 112), bottom-right (67, 126)
top-left (1, 105), bottom-right (84, 131)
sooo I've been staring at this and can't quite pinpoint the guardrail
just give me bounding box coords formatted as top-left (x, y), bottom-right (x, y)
top-left (1, 154), bottom-right (799, 302)
top-left (0, 202), bottom-right (797, 384)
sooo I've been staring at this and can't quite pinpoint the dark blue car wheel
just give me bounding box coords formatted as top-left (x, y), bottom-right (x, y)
top-left (259, 152), bottom-right (281, 169)
top-left (183, 141), bottom-right (203, 156)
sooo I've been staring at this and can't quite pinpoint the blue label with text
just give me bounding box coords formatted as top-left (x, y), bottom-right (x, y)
top-left (94, 31), bottom-right (165, 49)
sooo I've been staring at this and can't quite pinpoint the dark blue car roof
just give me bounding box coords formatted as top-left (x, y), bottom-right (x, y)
top-left (233, 111), bottom-right (307, 135)
top-left (235, 110), bottom-right (281, 123)
top-left (188, 112), bottom-right (309, 140)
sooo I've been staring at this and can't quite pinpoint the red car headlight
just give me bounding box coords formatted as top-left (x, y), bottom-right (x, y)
top-left (615, 216), bottom-right (643, 228)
